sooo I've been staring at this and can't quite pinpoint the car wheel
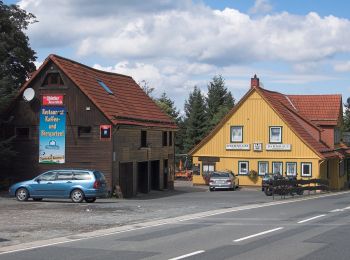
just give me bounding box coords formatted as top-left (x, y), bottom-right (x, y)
top-left (297, 189), bottom-right (304, 196)
top-left (85, 197), bottom-right (96, 203)
top-left (70, 189), bottom-right (84, 203)
top-left (209, 187), bottom-right (214, 192)
top-left (16, 188), bottom-right (29, 201)
top-left (265, 188), bottom-right (273, 196)
top-left (33, 198), bottom-right (43, 201)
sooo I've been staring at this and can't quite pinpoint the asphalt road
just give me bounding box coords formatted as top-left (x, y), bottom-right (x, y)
top-left (1, 191), bottom-right (350, 260)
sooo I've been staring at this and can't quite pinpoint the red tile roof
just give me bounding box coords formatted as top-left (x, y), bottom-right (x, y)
top-left (19, 54), bottom-right (177, 129)
top-left (287, 94), bottom-right (342, 126)
top-left (257, 88), bottom-right (333, 156)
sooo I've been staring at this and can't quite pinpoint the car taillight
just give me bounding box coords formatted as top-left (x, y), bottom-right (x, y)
top-left (226, 180), bottom-right (232, 183)
top-left (93, 180), bottom-right (101, 189)
top-left (209, 180), bottom-right (214, 183)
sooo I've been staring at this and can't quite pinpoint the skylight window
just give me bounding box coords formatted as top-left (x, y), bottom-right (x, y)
top-left (97, 80), bottom-right (113, 95)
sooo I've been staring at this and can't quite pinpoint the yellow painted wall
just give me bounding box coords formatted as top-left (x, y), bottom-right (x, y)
top-left (323, 158), bottom-right (348, 190)
top-left (193, 157), bottom-right (320, 186)
top-left (192, 90), bottom-right (323, 186)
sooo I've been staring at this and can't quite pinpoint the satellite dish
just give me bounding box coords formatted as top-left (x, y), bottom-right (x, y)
top-left (23, 88), bottom-right (35, 102)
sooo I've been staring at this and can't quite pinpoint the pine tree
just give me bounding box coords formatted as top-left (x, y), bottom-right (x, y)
top-left (183, 86), bottom-right (207, 152)
top-left (206, 75), bottom-right (235, 133)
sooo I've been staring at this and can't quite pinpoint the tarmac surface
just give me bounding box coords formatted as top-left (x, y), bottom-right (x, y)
top-left (0, 181), bottom-right (323, 248)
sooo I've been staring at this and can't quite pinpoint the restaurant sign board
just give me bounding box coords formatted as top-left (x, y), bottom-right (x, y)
top-left (39, 106), bottom-right (66, 163)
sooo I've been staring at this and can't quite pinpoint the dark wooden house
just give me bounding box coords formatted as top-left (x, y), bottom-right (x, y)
top-left (2, 54), bottom-right (177, 197)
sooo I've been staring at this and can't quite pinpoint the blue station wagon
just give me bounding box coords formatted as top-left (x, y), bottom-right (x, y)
top-left (9, 169), bottom-right (108, 203)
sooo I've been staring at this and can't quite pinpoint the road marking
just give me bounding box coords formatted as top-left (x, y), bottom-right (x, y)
top-left (0, 190), bottom-right (349, 255)
top-left (330, 209), bottom-right (343, 213)
top-left (168, 250), bottom-right (205, 260)
top-left (233, 227), bottom-right (284, 242)
top-left (330, 206), bottom-right (350, 213)
top-left (297, 214), bottom-right (326, 224)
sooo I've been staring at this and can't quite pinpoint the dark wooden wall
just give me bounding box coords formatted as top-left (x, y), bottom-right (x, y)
top-left (5, 61), bottom-right (113, 190)
top-left (113, 126), bottom-right (175, 196)
top-left (3, 60), bottom-right (176, 196)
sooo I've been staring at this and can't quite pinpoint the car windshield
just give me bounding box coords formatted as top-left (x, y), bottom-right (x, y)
top-left (211, 172), bottom-right (230, 177)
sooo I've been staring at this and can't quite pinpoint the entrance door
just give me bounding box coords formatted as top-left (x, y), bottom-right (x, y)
top-left (150, 160), bottom-right (160, 190)
top-left (163, 159), bottom-right (168, 189)
top-left (119, 162), bottom-right (134, 198)
top-left (137, 161), bottom-right (149, 193)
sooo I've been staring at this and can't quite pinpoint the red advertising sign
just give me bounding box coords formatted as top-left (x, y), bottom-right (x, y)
top-left (42, 95), bottom-right (64, 106)
top-left (100, 125), bottom-right (111, 140)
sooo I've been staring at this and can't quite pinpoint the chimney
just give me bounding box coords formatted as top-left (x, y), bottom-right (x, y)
top-left (251, 74), bottom-right (259, 88)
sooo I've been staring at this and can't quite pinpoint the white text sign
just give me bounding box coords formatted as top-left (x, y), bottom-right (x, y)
top-left (226, 143), bottom-right (250, 150)
top-left (266, 144), bottom-right (291, 151)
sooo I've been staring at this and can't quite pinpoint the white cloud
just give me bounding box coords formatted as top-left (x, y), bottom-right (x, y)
top-left (94, 61), bottom-right (162, 86)
top-left (19, 0), bottom-right (350, 109)
top-left (20, 0), bottom-right (350, 64)
top-left (34, 60), bottom-right (43, 69)
top-left (334, 61), bottom-right (350, 72)
top-left (249, 0), bottom-right (273, 14)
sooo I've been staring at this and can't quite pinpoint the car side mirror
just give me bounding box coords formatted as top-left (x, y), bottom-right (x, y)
top-left (35, 178), bottom-right (41, 183)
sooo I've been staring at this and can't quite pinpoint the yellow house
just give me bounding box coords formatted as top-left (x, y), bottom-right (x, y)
top-left (190, 75), bottom-right (349, 190)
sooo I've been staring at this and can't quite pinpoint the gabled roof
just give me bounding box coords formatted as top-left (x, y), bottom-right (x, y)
top-left (17, 54), bottom-right (177, 129)
top-left (188, 87), bottom-right (255, 155)
top-left (287, 94), bottom-right (342, 126)
top-left (190, 85), bottom-right (340, 159)
top-left (257, 88), bottom-right (333, 157)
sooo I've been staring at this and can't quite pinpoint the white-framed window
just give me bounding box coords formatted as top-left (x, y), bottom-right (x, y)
top-left (286, 162), bottom-right (297, 176)
top-left (258, 161), bottom-right (269, 176)
top-left (238, 161), bottom-right (249, 175)
top-left (301, 162), bottom-right (312, 177)
top-left (230, 126), bottom-right (243, 143)
top-left (269, 126), bottom-right (282, 143)
top-left (202, 163), bottom-right (215, 175)
top-left (272, 162), bottom-right (283, 175)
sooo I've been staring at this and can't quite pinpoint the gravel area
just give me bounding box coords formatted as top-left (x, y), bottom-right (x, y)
top-left (0, 181), bottom-right (285, 247)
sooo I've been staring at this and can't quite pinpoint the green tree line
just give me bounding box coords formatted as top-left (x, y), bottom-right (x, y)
top-left (152, 75), bottom-right (235, 154)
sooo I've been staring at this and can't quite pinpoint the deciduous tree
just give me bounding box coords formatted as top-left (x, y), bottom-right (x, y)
top-left (0, 1), bottom-right (36, 179)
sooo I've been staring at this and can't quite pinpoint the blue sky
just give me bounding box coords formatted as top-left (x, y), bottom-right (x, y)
top-left (5, 0), bottom-right (350, 111)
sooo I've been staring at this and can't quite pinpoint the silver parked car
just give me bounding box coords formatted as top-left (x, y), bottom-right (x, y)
top-left (209, 171), bottom-right (239, 191)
